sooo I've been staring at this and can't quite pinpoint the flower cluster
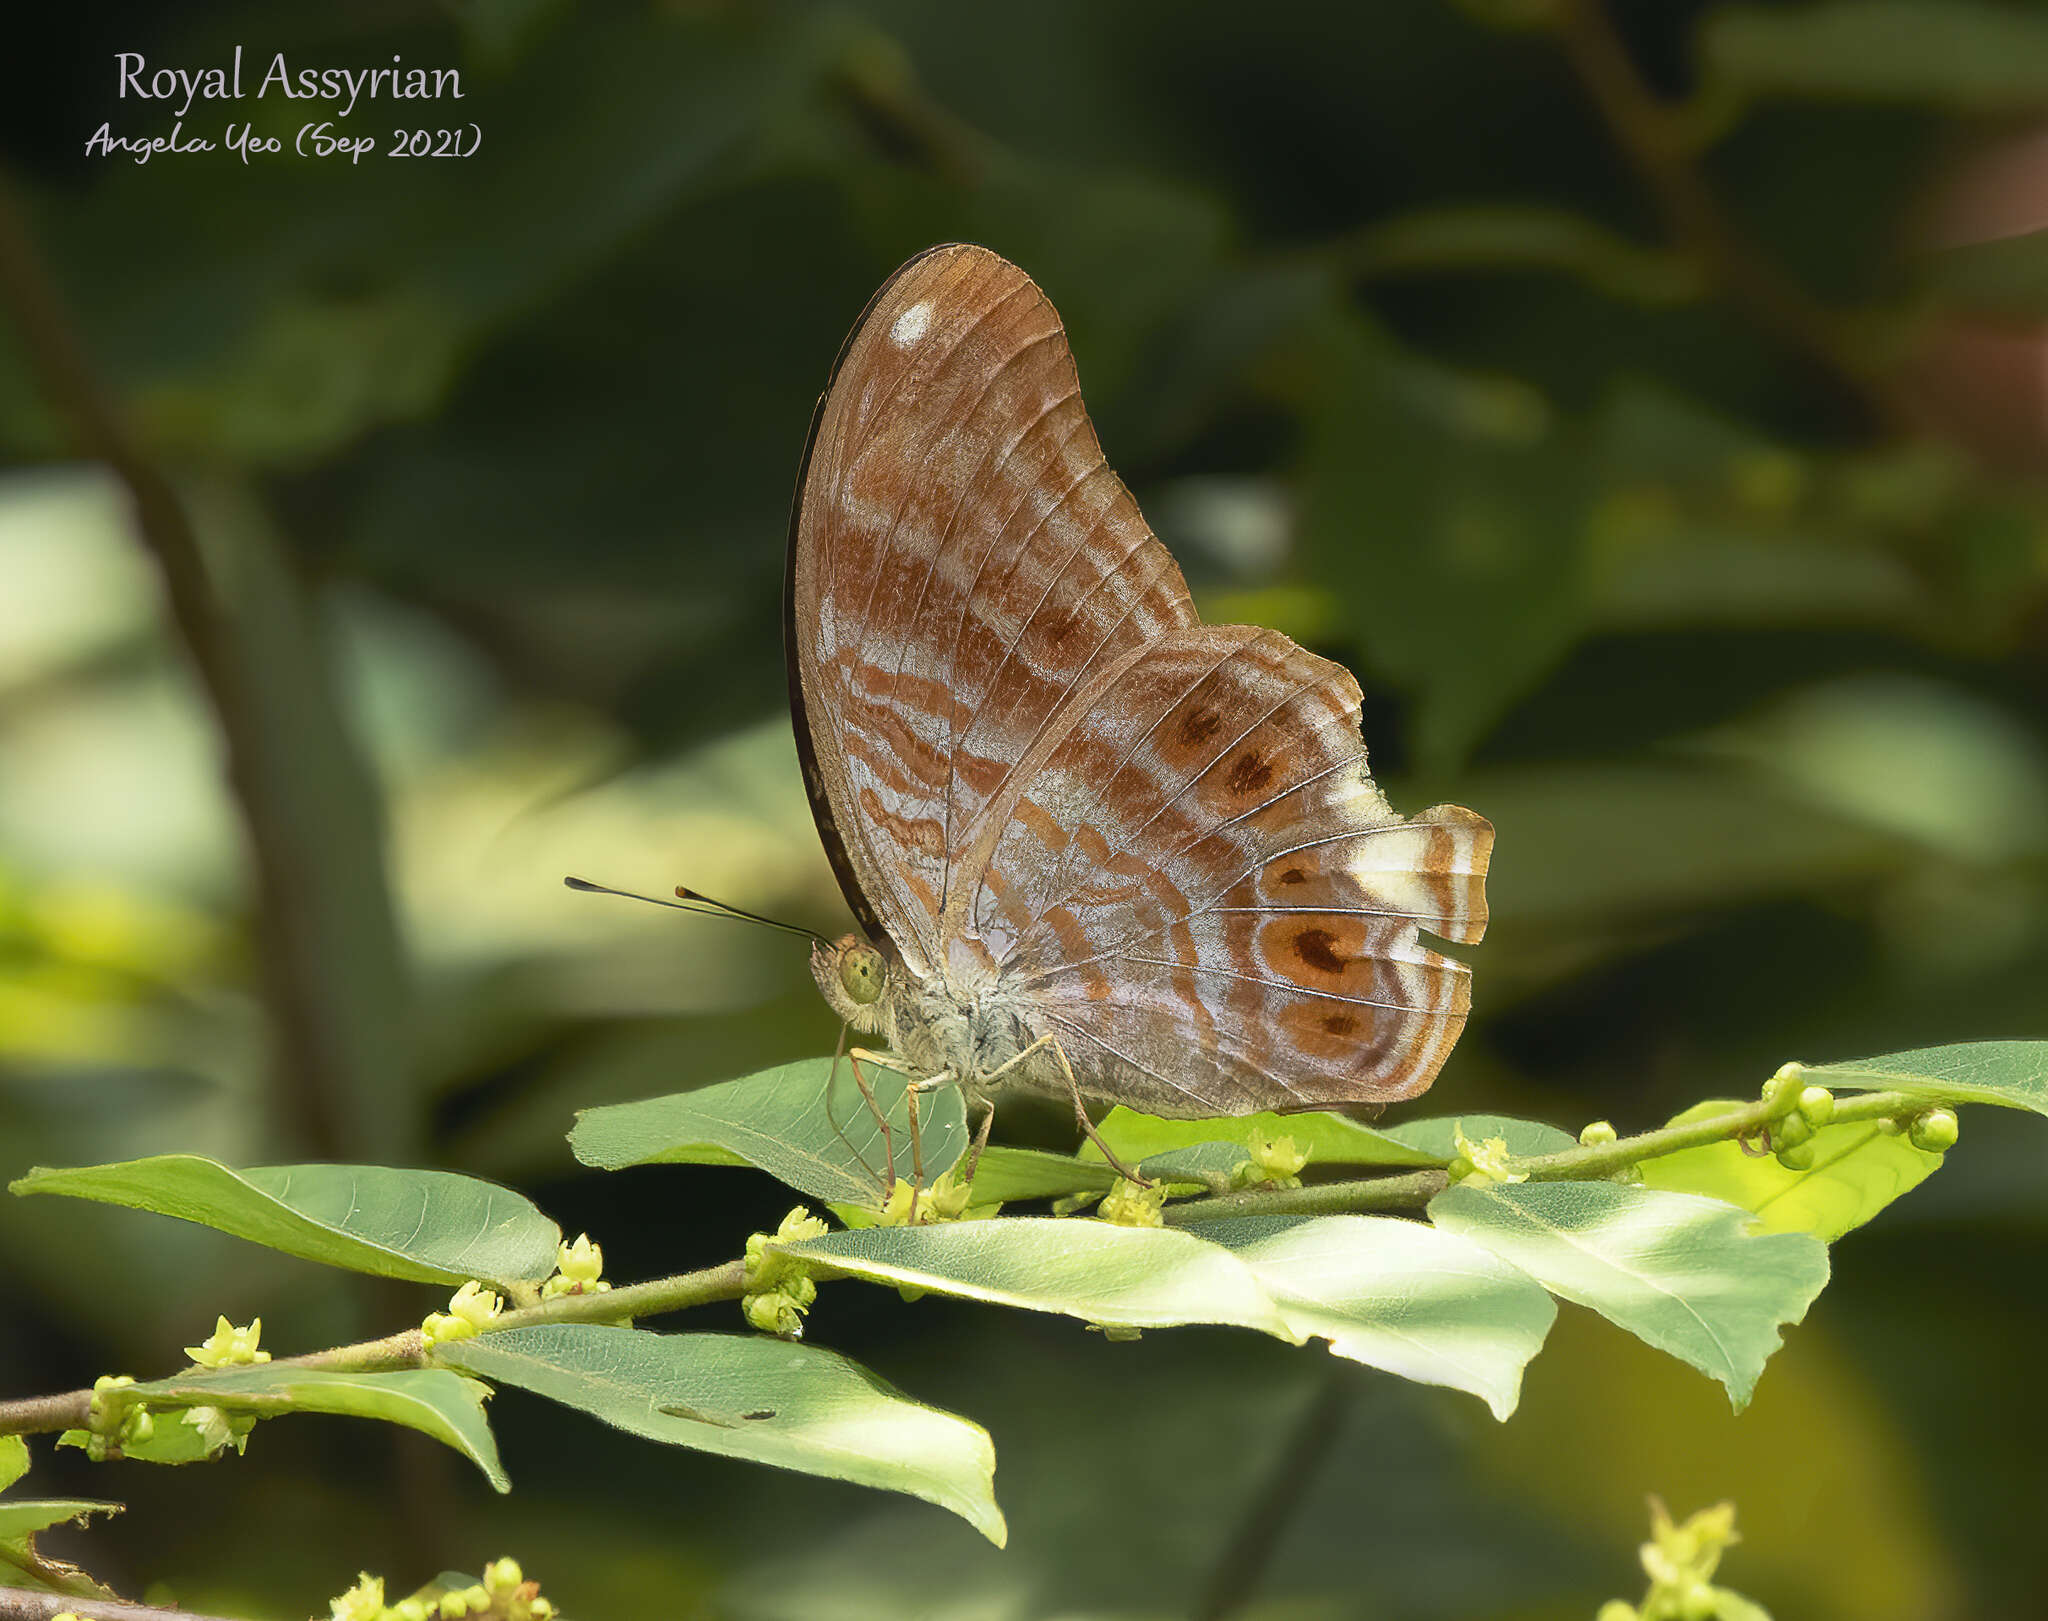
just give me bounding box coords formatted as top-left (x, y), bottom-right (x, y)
top-left (330, 1558), bottom-right (555, 1621)
top-left (1231, 1128), bottom-right (1309, 1190)
top-left (1598, 1499), bottom-right (1767, 1621)
top-left (1447, 1123), bottom-right (1526, 1188)
top-left (741, 1208), bottom-right (831, 1337)
top-left (1098, 1176), bottom-right (1166, 1227)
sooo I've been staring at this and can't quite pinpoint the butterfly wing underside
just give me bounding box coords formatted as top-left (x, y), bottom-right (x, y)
top-left (789, 244), bottom-right (1198, 976)
top-left (789, 243), bottom-right (1491, 1114)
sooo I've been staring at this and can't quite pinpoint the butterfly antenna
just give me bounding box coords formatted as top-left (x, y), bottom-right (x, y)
top-left (563, 876), bottom-right (822, 943)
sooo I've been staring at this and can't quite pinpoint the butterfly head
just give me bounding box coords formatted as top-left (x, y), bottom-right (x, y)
top-left (812, 933), bottom-right (891, 1032)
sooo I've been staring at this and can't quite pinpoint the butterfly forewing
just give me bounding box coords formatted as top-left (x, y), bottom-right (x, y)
top-left (791, 245), bottom-right (1196, 974)
top-left (791, 243), bottom-right (1491, 1116)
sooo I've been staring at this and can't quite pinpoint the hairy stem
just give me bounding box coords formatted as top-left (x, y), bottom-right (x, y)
top-left (0, 1263), bottom-right (747, 1439)
top-left (1167, 1087), bottom-right (1928, 1225)
top-left (0, 1592), bottom-right (243, 1621)
top-left (0, 1086), bottom-right (1936, 1436)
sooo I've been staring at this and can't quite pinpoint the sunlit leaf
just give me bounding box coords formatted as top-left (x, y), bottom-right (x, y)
top-left (126, 1366), bottom-right (507, 1491)
top-left (0, 1436), bottom-right (24, 1493)
top-left (1095, 1107), bottom-right (1442, 1173)
top-left (438, 1324), bottom-right (1005, 1545)
top-left (1429, 1182), bottom-right (1828, 1408)
top-left (956, 1147), bottom-right (1116, 1205)
top-left (1642, 1100), bottom-right (1943, 1242)
top-left (1200, 1214), bottom-right (1557, 1419)
top-left (1383, 1115), bottom-right (1576, 1160)
top-left (569, 1058), bottom-right (966, 1207)
top-left (1803, 1041), bottom-right (2048, 1118)
top-left (787, 1220), bottom-right (1294, 1338)
top-left (9, 1157), bottom-right (560, 1287)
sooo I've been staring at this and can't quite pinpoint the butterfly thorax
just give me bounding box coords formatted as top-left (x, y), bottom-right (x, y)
top-left (810, 932), bottom-right (1039, 1094)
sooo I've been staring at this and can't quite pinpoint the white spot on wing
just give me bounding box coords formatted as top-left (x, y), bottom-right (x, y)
top-left (891, 302), bottom-right (932, 347)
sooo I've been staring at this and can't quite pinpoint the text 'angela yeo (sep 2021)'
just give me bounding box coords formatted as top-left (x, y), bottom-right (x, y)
top-left (84, 47), bottom-right (480, 165)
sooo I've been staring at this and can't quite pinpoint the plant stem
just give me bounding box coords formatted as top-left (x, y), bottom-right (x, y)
top-left (1168, 1087), bottom-right (1927, 1226)
top-left (0, 1592), bottom-right (244, 1621)
top-left (0, 1262), bottom-right (748, 1439)
top-left (0, 1087), bottom-right (1933, 1436)
top-left (1545, 0), bottom-right (1911, 435)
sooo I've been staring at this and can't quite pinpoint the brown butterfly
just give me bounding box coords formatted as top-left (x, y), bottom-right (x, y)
top-left (789, 244), bottom-right (1491, 1154)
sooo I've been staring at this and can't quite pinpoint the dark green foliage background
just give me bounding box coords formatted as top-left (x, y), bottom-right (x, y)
top-left (2, 2), bottom-right (2045, 1616)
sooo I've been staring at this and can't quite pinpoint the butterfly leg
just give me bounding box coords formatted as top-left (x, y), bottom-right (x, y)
top-left (847, 1046), bottom-right (913, 1199)
top-left (1047, 1034), bottom-right (1150, 1187)
top-left (962, 1096), bottom-right (997, 1188)
top-left (979, 1034), bottom-right (1151, 1186)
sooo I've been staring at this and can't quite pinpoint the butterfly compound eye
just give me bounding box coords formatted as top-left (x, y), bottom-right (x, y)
top-left (839, 943), bottom-right (885, 1005)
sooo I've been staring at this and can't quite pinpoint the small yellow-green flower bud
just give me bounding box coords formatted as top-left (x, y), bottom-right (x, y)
top-left (392, 1599), bottom-right (432, 1621)
top-left (449, 1281), bottom-right (503, 1330)
top-left (559, 1235), bottom-right (602, 1283)
top-left (1098, 1176), bottom-right (1166, 1227)
top-left (1796, 1086), bottom-right (1836, 1126)
top-left (1579, 1120), bottom-right (1619, 1147)
top-left (1909, 1106), bottom-right (1959, 1153)
top-left (1772, 1111), bottom-right (1813, 1150)
top-left (185, 1315), bottom-right (270, 1368)
top-left (742, 1290), bottom-right (806, 1338)
top-left (1877, 1114), bottom-right (1905, 1135)
top-left (460, 1583), bottom-right (492, 1611)
top-left (1762, 1061), bottom-right (1806, 1111)
top-left (1451, 1124), bottom-right (1526, 1186)
top-left (1596, 1603), bottom-right (1638, 1621)
top-left (328, 1572), bottom-right (384, 1621)
top-left (1239, 1129), bottom-right (1309, 1188)
top-left (440, 1594), bottom-right (469, 1619)
top-left (485, 1557), bottom-right (524, 1595)
top-left (1775, 1142), bottom-right (1816, 1172)
top-left (776, 1206), bottom-right (830, 1245)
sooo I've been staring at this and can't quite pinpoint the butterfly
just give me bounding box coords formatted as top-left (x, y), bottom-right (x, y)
top-left (787, 243), bottom-right (1491, 1154)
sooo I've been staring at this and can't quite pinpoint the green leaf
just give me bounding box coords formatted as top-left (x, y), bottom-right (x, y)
top-left (1199, 1215), bottom-right (1557, 1419)
top-left (787, 1220), bottom-right (1293, 1338)
top-left (0, 1499), bottom-right (120, 1540)
top-left (960, 1146), bottom-right (1117, 1205)
top-left (0, 1436), bottom-right (25, 1493)
top-left (1642, 1100), bottom-right (1944, 1241)
top-left (1094, 1107), bottom-right (1443, 1172)
top-left (437, 1324), bottom-right (1005, 1545)
top-left (1428, 1182), bottom-right (1828, 1408)
top-left (0, 1493), bottom-right (121, 1600)
top-left (570, 1058), bottom-right (966, 1207)
top-left (1703, 1), bottom-right (2048, 110)
top-left (9, 1157), bottom-right (560, 1288)
top-left (1383, 1115), bottom-right (1577, 1160)
top-left (1803, 1041), bottom-right (2048, 1117)
top-left (125, 1366), bottom-right (507, 1491)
